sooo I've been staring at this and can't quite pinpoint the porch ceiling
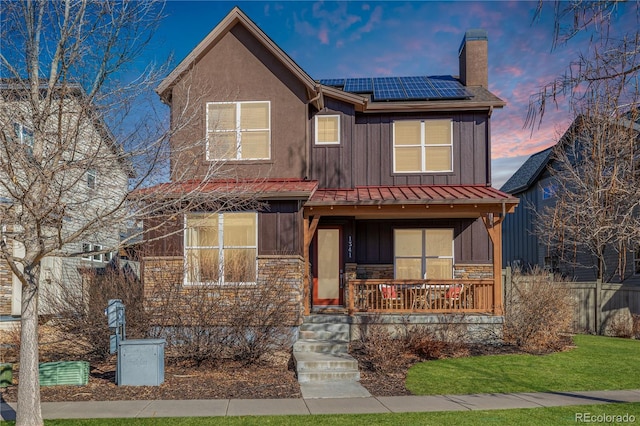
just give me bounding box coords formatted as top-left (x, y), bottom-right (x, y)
top-left (303, 185), bottom-right (519, 218)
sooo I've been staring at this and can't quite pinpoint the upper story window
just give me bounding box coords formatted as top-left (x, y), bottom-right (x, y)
top-left (87, 169), bottom-right (97, 189)
top-left (541, 182), bottom-right (557, 200)
top-left (394, 229), bottom-right (454, 280)
top-left (82, 243), bottom-right (110, 263)
top-left (206, 101), bottom-right (270, 161)
top-left (315, 115), bottom-right (340, 145)
top-left (634, 247), bottom-right (640, 276)
top-left (393, 119), bottom-right (452, 173)
top-left (184, 212), bottom-right (257, 285)
top-left (14, 123), bottom-right (34, 154)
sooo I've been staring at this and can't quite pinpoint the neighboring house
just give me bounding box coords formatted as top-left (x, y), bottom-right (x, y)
top-left (501, 115), bottom-right (640, 284)
top-left (0, 81), bottom-right (132, 317)
top-left (142, 8), bottom-right (518, 333)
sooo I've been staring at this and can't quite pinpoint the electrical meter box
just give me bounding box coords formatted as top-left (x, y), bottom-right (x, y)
top-left (117, 338), bottom-right (166, 386)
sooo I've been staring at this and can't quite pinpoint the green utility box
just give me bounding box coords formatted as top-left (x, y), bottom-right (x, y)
top-left (0, 363), bottom-right (12, 387)
top-left (39, 361), bottom-right (90, 386)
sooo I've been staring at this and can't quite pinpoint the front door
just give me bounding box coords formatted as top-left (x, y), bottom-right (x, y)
top-left (313, 227), bottom-right (343, 306)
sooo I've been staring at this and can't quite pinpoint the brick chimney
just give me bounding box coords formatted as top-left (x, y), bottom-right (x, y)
top-left (458, 29), bottom-right (488, 88)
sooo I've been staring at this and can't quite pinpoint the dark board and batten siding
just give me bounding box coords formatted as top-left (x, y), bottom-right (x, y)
top-left (310, 98), bottom-right (491, 188)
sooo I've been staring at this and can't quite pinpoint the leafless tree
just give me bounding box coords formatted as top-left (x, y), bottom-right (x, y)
top-left (528, 1), bottom-right (640, 282)
top-left (0, 2), bottom-right (256, 424)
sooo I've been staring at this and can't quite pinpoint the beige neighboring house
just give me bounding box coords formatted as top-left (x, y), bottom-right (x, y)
top-left (0, 81), bottom-right (133, 319)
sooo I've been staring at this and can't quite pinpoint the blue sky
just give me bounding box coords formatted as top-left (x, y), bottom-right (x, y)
top-left (149, 1), bottom-right (637, 188)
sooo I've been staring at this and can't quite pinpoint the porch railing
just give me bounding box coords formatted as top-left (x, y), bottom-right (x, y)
top-left (347, 279), bottom-right (496, 315)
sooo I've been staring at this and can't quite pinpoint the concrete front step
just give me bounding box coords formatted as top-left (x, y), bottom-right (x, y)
top-left (303, 314), bottom-right (352, 324)
top-left (297, 370), bottom-right (361, 383)
top-left (293, 352), bottom-right (360, 383)
top-left (293, 339), bottom-right (349, 354)
top-left (294, 351), bottom-right (358, 371)
top-left (298, 329), bottom-right (351, 341)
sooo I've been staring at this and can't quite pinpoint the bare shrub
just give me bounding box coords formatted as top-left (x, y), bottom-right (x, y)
top-left (351, 315), bottom-right (469, 373)
top-left (43, 262), bottom-right (147, 361)
top-left (633, 315), bottom-right (640, 339)
top-left (605, 310), bottom-right (635, 338)
top-left (146, 259), bottom-right (298, 366)
top-left (503, 267), bottom-right (574, 352)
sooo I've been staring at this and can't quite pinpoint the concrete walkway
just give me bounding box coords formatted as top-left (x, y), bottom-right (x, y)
top-left (2, 390), bottom-right (640, 420)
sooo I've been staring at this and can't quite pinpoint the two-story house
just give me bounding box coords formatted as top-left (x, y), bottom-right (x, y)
top-left (0, 81), bottom-right (133, 319)
top-left (142, 8), bottom-right (518, 338)
top-left (502, 114), bottom-right (640, 284)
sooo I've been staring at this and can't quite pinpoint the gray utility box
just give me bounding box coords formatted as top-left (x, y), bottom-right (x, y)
top-left (117, 339), bottom-right (166, 386)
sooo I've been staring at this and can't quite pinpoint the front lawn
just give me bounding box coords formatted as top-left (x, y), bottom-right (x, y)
top-left (406, 334), bottom-right (640, 395)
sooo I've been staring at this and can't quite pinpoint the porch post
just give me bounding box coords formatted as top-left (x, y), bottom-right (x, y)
top-left (482, 214), bottom-right (504, 316)
top-left (303, 215), bottom-right (320, 316)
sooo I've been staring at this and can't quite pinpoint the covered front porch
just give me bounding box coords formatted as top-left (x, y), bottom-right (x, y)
top-left (301, 185), bottom-right (519, 317)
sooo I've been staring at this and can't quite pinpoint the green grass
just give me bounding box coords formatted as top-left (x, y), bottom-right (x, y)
top-left (1, 403), bottom-right (637, 425)
top-left (406, 334), bottom-right (640, 395)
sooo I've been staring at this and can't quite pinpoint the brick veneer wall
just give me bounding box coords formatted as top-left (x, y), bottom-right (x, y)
top-left (454, 264), bottom-right (493, 279)
top-left (0, 240), bottom-right (14, 315)
top-left (142, 255), bottom-right (304, 326)
top-left (345, 263), bottom-right (494, 280)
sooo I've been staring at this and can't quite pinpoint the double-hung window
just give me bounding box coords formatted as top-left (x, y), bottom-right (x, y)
top-left (393, 119), bottom-right (452, 172)
top-left (206, 101), bottom-right (270, 160)
top-left (14, 123), bottom-right (34, 155)
top-left (185, 212), bottom-right (257, 284)
top-left (87, 169), bottom-right (97, 189)
top-left (315, 115), bottom-right (340, 145)
top-left (394, 229), bottom-right (454, 279)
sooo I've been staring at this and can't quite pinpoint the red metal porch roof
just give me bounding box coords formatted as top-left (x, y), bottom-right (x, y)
top-left (305, 185), bottom-right (518, 206)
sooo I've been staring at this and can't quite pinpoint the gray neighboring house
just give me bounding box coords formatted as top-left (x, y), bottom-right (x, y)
top-left (501, 117), bottom-right (640, 284)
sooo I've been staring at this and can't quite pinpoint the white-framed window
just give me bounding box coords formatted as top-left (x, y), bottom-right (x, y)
top-left (393, 119), bottom-right (453, 173)
top-left (82, 243), bottom-right (109, 263)
top-left (87, 169), bottom-right (97, 189)
top-left (394, 229), bottom-right (454, 279)
top-left (206, 101), bottom-right (270, 161)
top-left (13, 123), bottom-right (34, 154)
top-left (315, 115), bottom-right (341, 145)
top-left (541, 182), bottom-right (557, 200)
top-left (184, 212), bottom-right (258, 285)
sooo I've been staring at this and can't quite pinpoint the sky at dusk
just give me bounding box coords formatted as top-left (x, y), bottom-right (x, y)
top-left (149, 1), bottom-right (637, 188)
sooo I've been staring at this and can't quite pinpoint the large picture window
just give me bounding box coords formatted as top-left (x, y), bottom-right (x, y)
top-left (185, 212), bottom-right (257, 284)
top-left (394, 229), bottom-right (453, 279)
top-left (393, 119), bottom-right (452, 173)
top-left (206, 101), bottom-right (270, 161)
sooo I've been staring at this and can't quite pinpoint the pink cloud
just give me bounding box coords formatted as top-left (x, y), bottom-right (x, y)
top-left (318, 27), bottom-right (329, 44)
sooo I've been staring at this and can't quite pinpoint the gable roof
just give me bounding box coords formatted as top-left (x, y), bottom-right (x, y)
top-left (156, 7), bottom-right (318, 104)
top-left (499, 147), bottom-right (553, 195)
top-left (157, 7), bottom-right (504, 113)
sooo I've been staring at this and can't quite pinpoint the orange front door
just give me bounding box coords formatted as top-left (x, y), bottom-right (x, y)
top-left (313, 227), bottom-right (342, 306)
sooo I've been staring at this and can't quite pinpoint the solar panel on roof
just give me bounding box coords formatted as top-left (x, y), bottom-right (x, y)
top-left (399, 76), bottom-right (440, 99)
top-left (373, 77), bottom-right (406, 100)
top-left (319, 79), bottom-right (345, 88)
top-left (425, 76), bottom-right (472, 99)
top-left (344, 78), bottom-right (373, 93)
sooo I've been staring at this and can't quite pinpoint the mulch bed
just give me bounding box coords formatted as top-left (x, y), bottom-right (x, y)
top-left (1, 342), bottom-right (532, 402)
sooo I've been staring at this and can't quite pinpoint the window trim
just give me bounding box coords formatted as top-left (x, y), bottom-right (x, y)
top-left (82, 243), bottom-right (109, 263)
top-left (205, 101), bottom-right (271, 161)
top-left (87, 168), bottom-right (97, 190)
top-left (392, 119), bottom-right (453, 173)
top-left (183, 212), bottom-right (258, 286)
top-left (393, 228), bottom-right (454, 279)
top-left (314, 114), bottom-right (341, 145)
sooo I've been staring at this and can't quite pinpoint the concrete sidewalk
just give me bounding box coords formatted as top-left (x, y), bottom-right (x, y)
top-left (2, 390), bottom-right (640, 420)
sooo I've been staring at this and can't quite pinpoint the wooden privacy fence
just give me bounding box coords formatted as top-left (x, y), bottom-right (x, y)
top-left (502, 268), bottom-right (640, 334)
